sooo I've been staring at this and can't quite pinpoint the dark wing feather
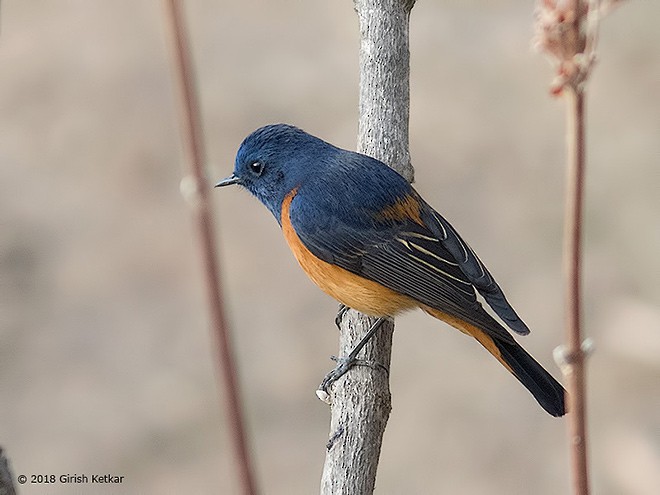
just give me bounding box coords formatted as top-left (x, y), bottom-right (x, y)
top-left (355, 223), bottom-right (516, 344)
top-left (419, 204), bottom-right (530, 335)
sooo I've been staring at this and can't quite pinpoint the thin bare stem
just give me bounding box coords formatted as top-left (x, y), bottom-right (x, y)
top-left (534, 1), bottom-right (596, 493)
top-left (533, 1), bottom-right (599, 492)
top-left (562, 4), bottom-right (591, 494)
top-left (564, 86), bottom-right (590, 495)
top-left (162, 2), bottom-right (258, 494)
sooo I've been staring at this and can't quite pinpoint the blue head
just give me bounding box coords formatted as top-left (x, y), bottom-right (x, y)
top-left (216, 124), bottom-right (341, 221)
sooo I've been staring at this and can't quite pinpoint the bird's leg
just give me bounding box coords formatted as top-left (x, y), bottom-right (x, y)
top-left (317, 316), bottom-right (389, 397)
top-left (334, 304), bottom-right (349, 329)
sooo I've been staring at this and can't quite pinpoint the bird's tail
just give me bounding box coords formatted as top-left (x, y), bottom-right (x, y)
top-left (423, 307), bottom-right (566, 417)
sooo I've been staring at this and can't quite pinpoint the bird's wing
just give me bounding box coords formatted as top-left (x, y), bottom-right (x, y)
top-left (418, 203), bottom-right (531, 336)
top-left (290, 186), bottom-right (526, 341)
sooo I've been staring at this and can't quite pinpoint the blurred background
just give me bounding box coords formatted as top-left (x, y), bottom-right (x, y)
top-left (1, 1), bottom-right (658, 493)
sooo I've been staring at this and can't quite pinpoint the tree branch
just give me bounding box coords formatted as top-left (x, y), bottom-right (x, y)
top-left (320, 1), bottom-right (415, 493)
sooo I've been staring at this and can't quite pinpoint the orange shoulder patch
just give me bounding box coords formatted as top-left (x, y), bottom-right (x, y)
top-left (375, 194), bottom-right (424, 225)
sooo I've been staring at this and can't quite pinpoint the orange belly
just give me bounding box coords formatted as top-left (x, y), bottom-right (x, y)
top-left (281, 190), bottom-right (417, 316)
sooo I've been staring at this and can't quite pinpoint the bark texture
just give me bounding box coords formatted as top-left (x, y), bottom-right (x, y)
top-left (320, 1), bottom-right (415, 493)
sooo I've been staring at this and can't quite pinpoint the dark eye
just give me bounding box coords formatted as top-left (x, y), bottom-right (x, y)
top-left (248, 161), bottom-right (264, 176)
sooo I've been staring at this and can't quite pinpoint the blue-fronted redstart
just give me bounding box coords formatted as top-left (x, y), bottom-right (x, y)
top-left (216, 123), bottom-right (566, 417)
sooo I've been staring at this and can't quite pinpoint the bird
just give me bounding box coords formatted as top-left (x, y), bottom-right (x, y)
top-left (216, 123), bottom-right (566, 417)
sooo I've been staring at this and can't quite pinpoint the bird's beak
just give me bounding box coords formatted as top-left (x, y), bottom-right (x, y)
top-left (214, 175), bottom-right (240, 188)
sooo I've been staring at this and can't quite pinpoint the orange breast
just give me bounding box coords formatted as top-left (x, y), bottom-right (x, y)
top-left (281, 189), bottom-right (417, 317)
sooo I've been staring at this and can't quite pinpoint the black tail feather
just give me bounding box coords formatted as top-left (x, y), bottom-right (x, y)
top-left (495, 339), bottom-right (567, 417)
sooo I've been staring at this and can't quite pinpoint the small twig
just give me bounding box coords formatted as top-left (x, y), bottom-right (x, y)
top-left (561, 6), bottom-right (591, 495)
top-left (563, 78), bottom-right (590, 495)
top-left (533, 1), bottom-right (610, 494)
top-left (162, 2), bottom-right (258, 494)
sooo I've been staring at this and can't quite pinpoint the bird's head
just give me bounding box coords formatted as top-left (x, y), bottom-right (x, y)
top-left (216, 124), bottom-right (336, 222)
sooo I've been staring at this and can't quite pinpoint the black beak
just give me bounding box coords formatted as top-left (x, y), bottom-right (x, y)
top-left (214, 175), bottom-right (240, 187)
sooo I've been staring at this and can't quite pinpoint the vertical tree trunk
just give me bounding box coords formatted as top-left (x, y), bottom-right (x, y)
top-left (320, 1), bottom-right (415, 494)
top-left (355, 0), bottom-right (416, 182)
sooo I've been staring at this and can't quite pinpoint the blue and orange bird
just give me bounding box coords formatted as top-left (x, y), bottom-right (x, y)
top-left (216, 124), bottom-right (566, 417)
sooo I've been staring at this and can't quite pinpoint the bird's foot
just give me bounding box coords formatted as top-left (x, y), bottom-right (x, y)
top-left (316, 355), bottom-right (388, 403)
top-left (316, 316), bottom-right (389, 403)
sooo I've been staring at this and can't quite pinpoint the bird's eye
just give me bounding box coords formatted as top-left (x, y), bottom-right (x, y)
top-left (248, 161), bottom-right (264, 176)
